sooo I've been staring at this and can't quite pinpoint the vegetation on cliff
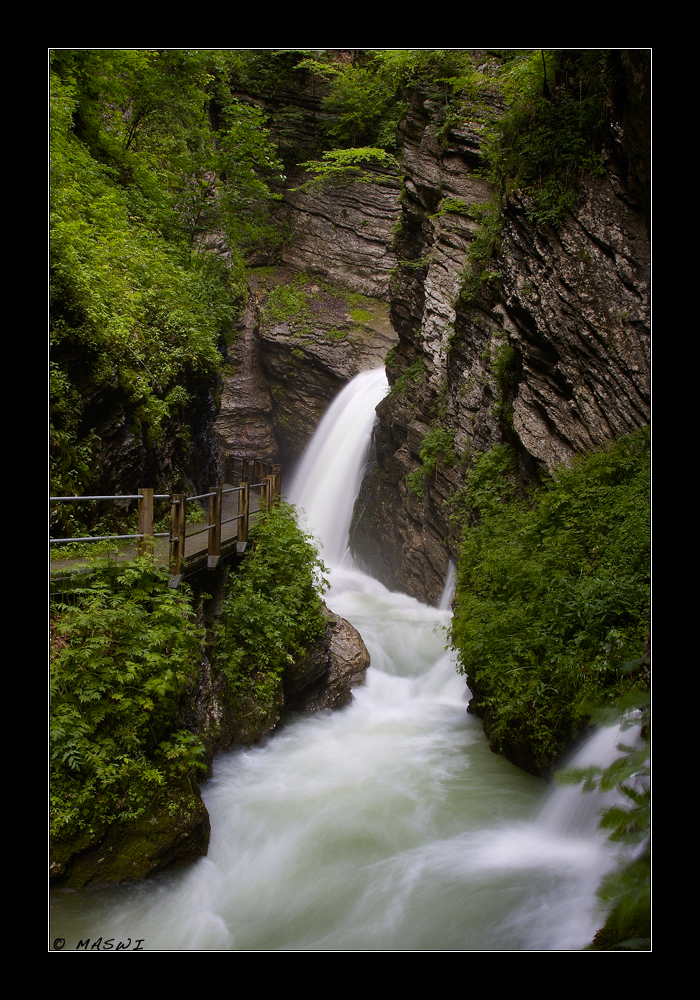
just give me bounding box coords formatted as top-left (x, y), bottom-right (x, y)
top-left (50, 51), bottom-right (283, 531)
top-left (50, 558), bottom-right (207, 844)
top-left (50, 502), bottom-right (329, 883)
top-left (215, 502), bottom-right (328, 720)
top-left (450, 427), bottom-right (650, 775)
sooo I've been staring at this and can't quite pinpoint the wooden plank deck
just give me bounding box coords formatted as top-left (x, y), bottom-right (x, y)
top-left (50, 466), bottom-right (276, 590)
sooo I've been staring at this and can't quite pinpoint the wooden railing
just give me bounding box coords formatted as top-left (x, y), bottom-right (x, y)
top-left (50, 457), bottom-right (281, 585)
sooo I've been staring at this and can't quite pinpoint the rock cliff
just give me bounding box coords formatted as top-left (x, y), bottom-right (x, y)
top-left (217, 55), bottom-right (649, 606)
top-left (350, 76), bottom-right (650, 605)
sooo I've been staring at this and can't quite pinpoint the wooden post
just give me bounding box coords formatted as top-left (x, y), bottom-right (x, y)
top-left (241, 459), bottom-right (249, 484)
top-left (237, 482), bottom-right (249, 550)
top-left (170, 493), bottom-right (185, 582)
top-left (265, 475), bottom-right (276, 511)
top-left (208, 485), bottom-right (222, 569)
top-left (138, 488), bottom-right (154, 556)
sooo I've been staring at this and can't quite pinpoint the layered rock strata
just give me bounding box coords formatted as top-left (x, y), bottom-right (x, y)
top-left (350, 84), bottom-right (650, 606)
top-left (213, 267), bottom-right (398, 470)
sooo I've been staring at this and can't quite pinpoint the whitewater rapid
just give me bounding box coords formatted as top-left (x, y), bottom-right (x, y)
top-left (50, 368), bottom-right (624, 951)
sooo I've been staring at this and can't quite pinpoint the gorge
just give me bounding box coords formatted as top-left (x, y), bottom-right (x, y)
top-left (50, 49), bottom-right (650, 950)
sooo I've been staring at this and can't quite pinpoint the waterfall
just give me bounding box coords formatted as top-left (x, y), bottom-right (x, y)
top-left (51, 368), bottom-right (625, 951)
top-left (288, 367), bottom-right (388, 566)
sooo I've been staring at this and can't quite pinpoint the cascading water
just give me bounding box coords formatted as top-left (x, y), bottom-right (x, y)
top-left (51, 368), bottom-right (626, 951)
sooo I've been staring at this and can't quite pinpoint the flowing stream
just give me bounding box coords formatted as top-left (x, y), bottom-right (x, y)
top-left (51, 368), bottom-right (623, 951)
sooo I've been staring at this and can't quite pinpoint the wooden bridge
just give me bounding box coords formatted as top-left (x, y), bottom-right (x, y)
top-left (50, 457), bottom-right (281, 588)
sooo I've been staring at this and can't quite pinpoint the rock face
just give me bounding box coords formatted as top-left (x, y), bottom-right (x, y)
top-left (350, 79), bottom-right (650, 605)
top-left (190, 601), bottom-right (370, 759)
top-left (213, 153), bottom-right (401, 473)
top-left (213, 295), bottom-right (278, 463)
top-left (277, 164), bottom-right (401, 298)
top-left (499, 178), bottom-right (650, 471)
top-left (214, 267), bottom-right (397, 471)
top-left (50, 784), bottom-right (211, 890)
top-left (286, 610), bottom-right (371, 712)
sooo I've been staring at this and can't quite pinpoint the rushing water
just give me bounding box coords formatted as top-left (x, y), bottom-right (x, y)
top-left (51, 368), bottom-right (623, 951)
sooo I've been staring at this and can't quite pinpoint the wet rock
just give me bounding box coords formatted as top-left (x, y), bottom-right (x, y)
top-left (285, 610), bottom-right (370, 712)
top-left (215, 268), bottom-right (398, 470)
top-left (50, 783), bottom-right (211, 890)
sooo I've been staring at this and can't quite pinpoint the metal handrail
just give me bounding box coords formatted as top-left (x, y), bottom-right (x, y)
top-left (51, 532), bottom-right (170, 544)
top-left (50, 494), bottom-right (170, 501)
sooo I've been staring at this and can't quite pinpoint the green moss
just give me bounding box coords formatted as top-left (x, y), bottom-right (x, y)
top-left (262, 279), bottom-right (311, 327)
top-left (349, 307), bottom-right (374, 324)
top-left (389, 360), bottom-right (423, 397)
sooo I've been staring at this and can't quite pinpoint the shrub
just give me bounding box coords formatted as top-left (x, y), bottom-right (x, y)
top-left (50, 558), bottom-right (206, 840)
top-left (451, 428), bottom-right (650, 767)
top-left (215, 502), bottom-right (328, 713)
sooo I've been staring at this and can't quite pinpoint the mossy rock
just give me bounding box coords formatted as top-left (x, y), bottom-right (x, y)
top-left (50, 781), bottom-right (210, 890)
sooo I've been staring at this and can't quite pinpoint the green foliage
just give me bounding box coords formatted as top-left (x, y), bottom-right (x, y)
top-left (215, 503), bottom-right (328, 712)
top-left (262, 277), bottom-right (311, 327)
top-left (406, 426), bottom-right (456, 502)
top-left (406, 468), bottom-right (426, 502)
top-left (389, 360), bottom-right (424, 397)
top-left (450, 429), bottom-right (650, 764)
top-left (419, 427), bottom-right (456, 477)
top-left (485, 50), bottom-right (610, 227)
top-left (432, 197), bottom-right (472, 219)
top-left (559, 696), bottom-right (650, 950)
top-left (488, 338), bottom-right (518, 426)
top-left (321, 64), bottom-right (399, 148)
top-left (49, 51), bottom-right (284, 511)
top-left (215, 100), bottom-right (285, 259)
top-left (50, 558), bottom-right (206, 840)
top-left (459, 200), bottom-right (503, 302)
top-left (297, 147), bottom-right (399, 191)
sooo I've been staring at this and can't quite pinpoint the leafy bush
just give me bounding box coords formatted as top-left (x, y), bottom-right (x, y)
top-left (297, 147), bottom-right (399, 191)
top-left (559, 694), bottom-right (650, 950)
top-left (419, 427), bottom-right (456, 477)
top-left (406, 426), bottom-right (456, 502)
top-left (215, 503), bottom-right (328, 714)
top-left (50, 52), bottom-right (284, 512)
top-left (485, 50), bottom-right (610, 227)
top-left (50, 558), bottom-right (206, 840)
top-left (450, 428), bottom-right (650, 768)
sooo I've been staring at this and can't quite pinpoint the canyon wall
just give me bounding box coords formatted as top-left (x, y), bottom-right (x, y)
top-left (213, 165), bottom-right (401, 473)
top-left (350, 76), bottom-right (650, 604)
top-left (214, 56), bottom-right (650, 604)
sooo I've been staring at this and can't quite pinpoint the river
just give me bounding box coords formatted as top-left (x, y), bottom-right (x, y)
top-left (50, 368), bottom-right (621, 951)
